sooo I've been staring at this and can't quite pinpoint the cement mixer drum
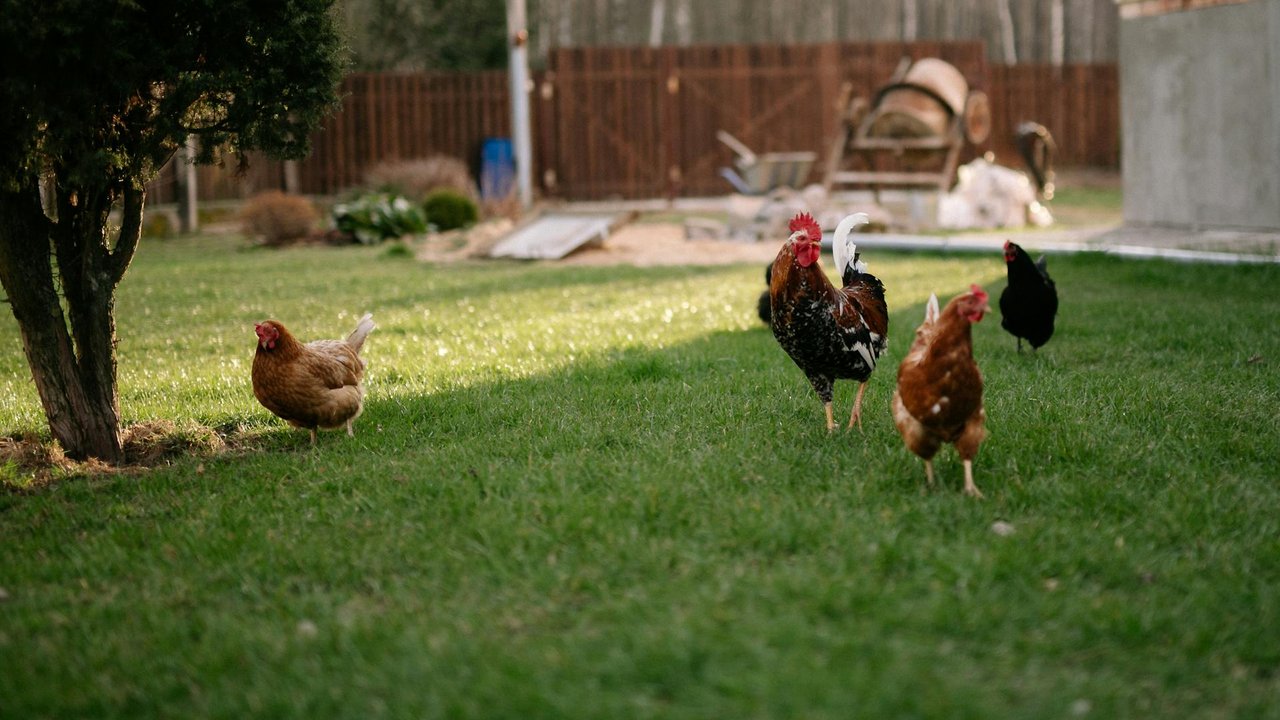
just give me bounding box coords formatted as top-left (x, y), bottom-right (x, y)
top-left (864, 57), bottom-right (989, 144)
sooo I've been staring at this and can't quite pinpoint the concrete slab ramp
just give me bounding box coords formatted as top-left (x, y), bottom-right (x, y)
top-left (489, 213), bottom-right (626, 260)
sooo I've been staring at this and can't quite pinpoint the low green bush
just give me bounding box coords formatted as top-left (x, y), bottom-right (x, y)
top-left (422, 189), bottom-right (479, 231)
top-left (331, 193), bottom-right (429, 244)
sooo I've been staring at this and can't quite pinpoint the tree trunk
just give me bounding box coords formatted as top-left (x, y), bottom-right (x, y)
top-left (1050, 0), bottom-right (1065, 65)
top-left (648, 0), bottom-right (664, 46)
top-left (996, 0), bottom-right (1018, 63)
top-left (0, 176), bottom-right (141, 464)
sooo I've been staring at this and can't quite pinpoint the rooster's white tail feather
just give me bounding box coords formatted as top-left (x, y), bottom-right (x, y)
top-left (832, 212), bottom-right (870, 278)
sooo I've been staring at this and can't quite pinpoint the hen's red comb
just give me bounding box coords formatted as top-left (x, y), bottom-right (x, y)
top-left (788, 212), bottom-right (821, 236)
top-left (969, 284), bottom-right (989, 302)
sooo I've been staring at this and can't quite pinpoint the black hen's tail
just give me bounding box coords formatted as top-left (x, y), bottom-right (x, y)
top-left (1015, 122), bottom-right (1056, 200)
top-left (757, 263), bottom-right (773, 324)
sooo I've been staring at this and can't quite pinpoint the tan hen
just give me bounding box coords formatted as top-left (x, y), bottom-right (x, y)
top-left (252, 313), bottom-right (375, 444)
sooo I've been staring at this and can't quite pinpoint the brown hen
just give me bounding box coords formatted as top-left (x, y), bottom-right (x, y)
top-left (891, 287), bottom-right (989, 497)
top-left (252, 313), bottom-right (375, 444)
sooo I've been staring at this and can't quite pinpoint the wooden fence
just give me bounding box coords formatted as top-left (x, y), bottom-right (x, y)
top-left (987, 63), bottom-right (1120, 170)
top-left (146, 41), bottom-right (1118, 204)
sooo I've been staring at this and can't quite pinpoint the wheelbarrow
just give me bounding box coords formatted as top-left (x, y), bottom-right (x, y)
top-left (717, 130), bottom-right (817, 195)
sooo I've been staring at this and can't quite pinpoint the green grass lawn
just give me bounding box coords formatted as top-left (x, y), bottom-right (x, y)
top-left (1, 232), bottom-right (1278, 718)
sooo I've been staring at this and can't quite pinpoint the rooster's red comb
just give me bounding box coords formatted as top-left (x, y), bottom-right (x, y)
top-left (788, 212), bottom-right (821, 236)
top-left (969, 284), bottom-right (989, 302)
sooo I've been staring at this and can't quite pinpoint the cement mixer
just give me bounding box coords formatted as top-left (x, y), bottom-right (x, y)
top-left (823, 57), bottom-right (990, 197)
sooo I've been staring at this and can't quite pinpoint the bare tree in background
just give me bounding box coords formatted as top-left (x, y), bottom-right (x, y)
top-left (388, 0), bottom-right (1119, 68)
top-left (673, 0), bottom-right (692, 44)
top-left (649, 0), bottom-right (665, 46)
top-left (996, 0), bottom-right (1018, 62)
top-left (1050, 0), bottom-right (1065, 65)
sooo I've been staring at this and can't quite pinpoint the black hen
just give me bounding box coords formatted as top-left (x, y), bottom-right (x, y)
top-left (999, 240), bottom-right (1058, 351)
top-left (756, 264), bottom-right (772, 324)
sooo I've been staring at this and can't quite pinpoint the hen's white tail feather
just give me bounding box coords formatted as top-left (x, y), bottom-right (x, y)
top-left (924, 294), bottom-right (940, 325)
top-left (832, 212), bottom-right (870, 277)
top-left (346, 313), bottom-right (376, 353)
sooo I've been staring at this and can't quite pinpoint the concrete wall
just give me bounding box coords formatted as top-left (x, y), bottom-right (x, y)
top-left (1119, 0), bottom-right (1280, 230)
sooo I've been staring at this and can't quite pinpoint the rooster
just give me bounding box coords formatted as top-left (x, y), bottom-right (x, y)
top-left (769, 212), bottom-right (888, 431)
top-left (999, 240), bottom-right (1058, 352)
top-left (252, 313), bottom-right (376, 444)
top-left (891, 287), bottom-right (990, 497)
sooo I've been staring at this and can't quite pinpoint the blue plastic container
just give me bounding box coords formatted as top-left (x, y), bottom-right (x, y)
top-left (479, 137), bottom-right (515, 201)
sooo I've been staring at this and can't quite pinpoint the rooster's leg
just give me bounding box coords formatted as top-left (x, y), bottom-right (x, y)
top-left (1017, 337), bottom-right (1023, 353)
top-left (962, 459), bottom-right (984, 499)
top-left (811, 377), bottom-right (837, 432)
top-left (847, 382), bottom-right (868, 430)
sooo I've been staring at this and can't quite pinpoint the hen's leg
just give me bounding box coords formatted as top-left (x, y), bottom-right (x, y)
top-left (962, 459), bottom-right (983, 498)
top-left (346, 419), bottom-right (355, 437)
top-left (955, 407), bottom-right (986, 498)
top-left (309, 428), bottom-right (318, 445)
top-left (925, 459), bottom-right (935, 487)
top-left (847, 381), bottom-right (868, 430)
top-left (823, 403), bottom-right (836, 432)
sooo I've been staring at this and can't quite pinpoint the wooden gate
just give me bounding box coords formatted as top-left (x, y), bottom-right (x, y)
top-left (539, 47), bottom-right (672, 200)
top-left (667, 43), bottom-right (842, 197)
top-left (542, 41), bottom-right (987, 200)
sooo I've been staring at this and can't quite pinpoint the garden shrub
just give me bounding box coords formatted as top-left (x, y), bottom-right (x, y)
top-left (241, 191), bottom-right (319, 245)
top-left (332, 193), bottom-right (429, 245)
top-left (141, 212), bottom-right (175, 238)
top-left (422, 189), bottom-right (479, 231)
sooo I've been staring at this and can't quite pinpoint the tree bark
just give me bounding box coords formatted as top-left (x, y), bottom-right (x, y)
top-left (996, 0), bottom-right (1018, 63)
top-left (0, 176), bottom-right (142, 464)
top-left (1050, 0), bottom-right (1065, 65)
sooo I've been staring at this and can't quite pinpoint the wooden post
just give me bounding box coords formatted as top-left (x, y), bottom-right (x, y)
top-left (177, 135), bottom-right (199, 234)
top-left (283, 160), bottom-right (300, 194)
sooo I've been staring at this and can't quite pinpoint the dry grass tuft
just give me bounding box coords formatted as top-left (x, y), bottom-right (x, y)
top-left (240, 191), bottom-right (320, 246)
top-left (364, 156), bottom-right (479, 203)
top-left (121, 420), bottom-right (226, 466)
top-left (1, 421), bottom-right (230, 492)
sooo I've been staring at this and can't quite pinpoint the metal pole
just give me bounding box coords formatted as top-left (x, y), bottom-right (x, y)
top-left (507, 0), bottom-right (533, 209)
